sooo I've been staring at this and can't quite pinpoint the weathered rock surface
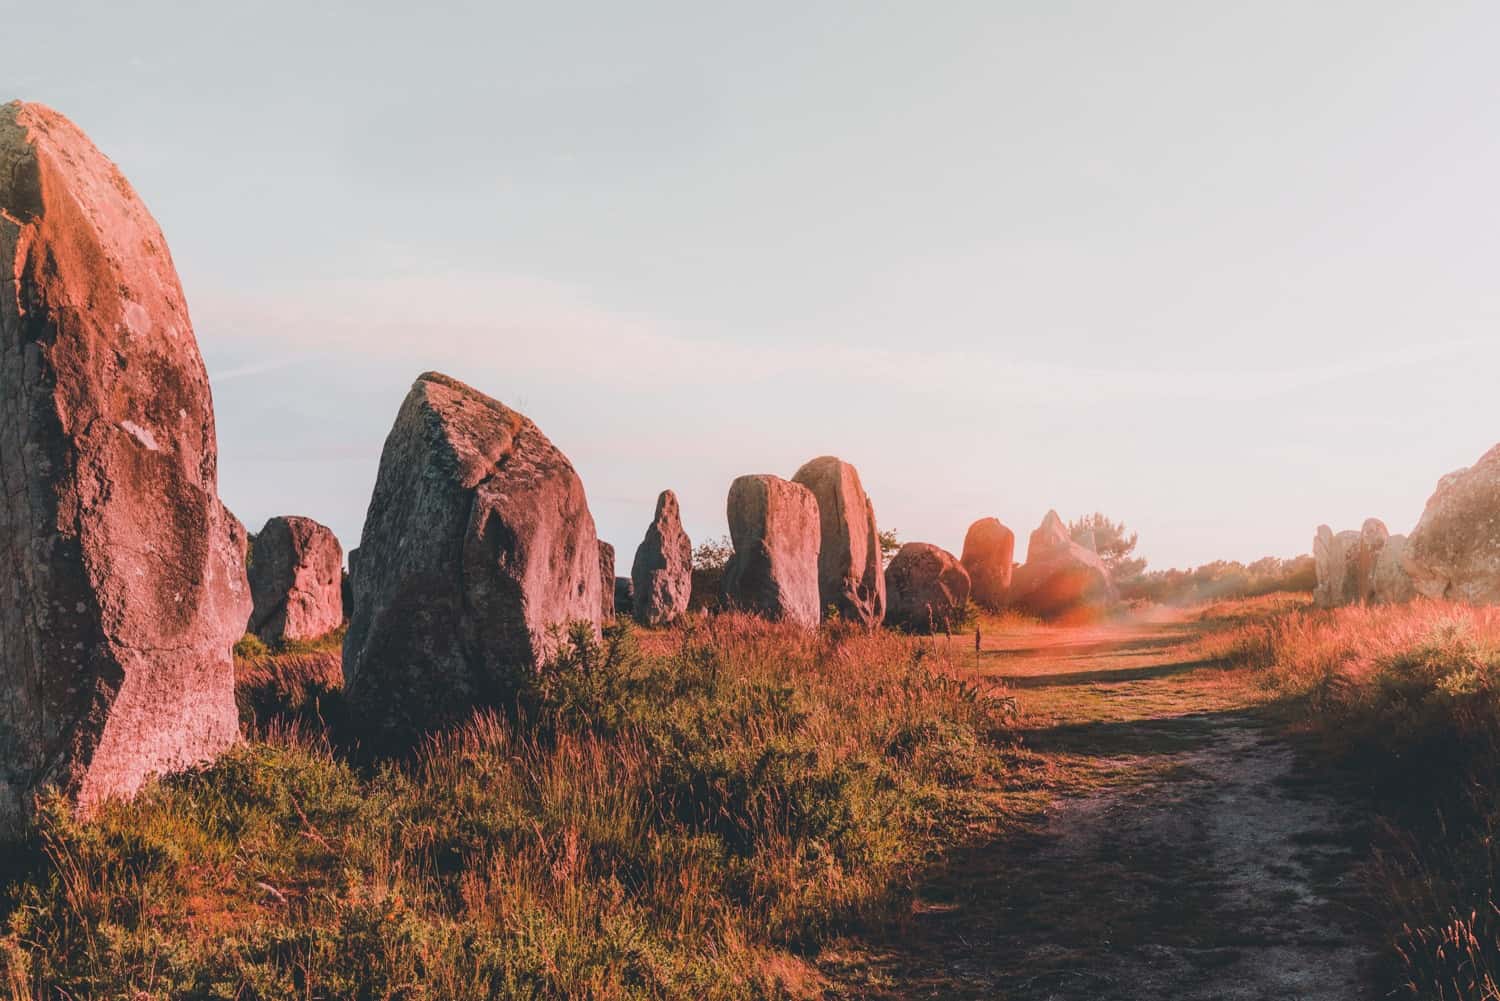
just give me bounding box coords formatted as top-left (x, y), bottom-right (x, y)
top-left (722, 475), bottom-right (821, 627)
top-left (885, 543), bottom-right (972, 632)
top-left (1313, 526), bottom-right (1362, 609)
top-left (343, 372), bottom-right (601, 746)
top-left (247, 516), bottom-right (344, 643)
top-left (631, 490), bottom-right (692, 627)
top-left (599, 541), bottom-right (617, 619)
top-left (1354, 518), bottom-right (1389, 605)
top-left (1405, 445), bottom-right (1500, 603)
top-left (1374, 533), bottom-right (1417, 605)
top-left (791, 456), bottom-right (885, 627)
top-left (1009, 511), bottom-right (1118, 620)
top-left (0, 102), bottom-right (249, 830)
top-left (960, 517), bottom-right (1016, 610)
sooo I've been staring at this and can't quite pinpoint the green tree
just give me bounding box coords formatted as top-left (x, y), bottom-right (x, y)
top-left (1068, 512), bottom-right (1147, 581)
top-left (877, 528), bottom-right (901, 567)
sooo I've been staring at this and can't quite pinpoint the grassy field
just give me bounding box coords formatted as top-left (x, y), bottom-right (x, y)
top-left (0, 616), bottom-right (1016, 1000)
top-left (6, 595), bottom-right (1500, 999)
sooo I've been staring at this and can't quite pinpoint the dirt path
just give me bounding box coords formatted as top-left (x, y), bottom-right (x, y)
top-left (826, 612), bottom-right (1376, 999)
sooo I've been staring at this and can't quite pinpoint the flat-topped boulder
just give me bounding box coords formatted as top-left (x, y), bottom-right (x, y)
top-left (1009, 511), bottom-right (1118, 621)
top-left (791, 456), bottom-right (885, 627)
top-left (0, 102), bottom-right (249, 829)
top-left (960, 517), bottom-right (1015, 610)
top-left (247, 516), bottom-right (344, 643)
top-left (343, 372), bottom-right (601, 747)
top-left (1405, 445), bottom-right (1500, 603)
top-left (631, 490), bottom-right (692, 627)
top-left (885, 543), bottom-right (971, 633)
top-left (722, 475), bottom-right (821, 627)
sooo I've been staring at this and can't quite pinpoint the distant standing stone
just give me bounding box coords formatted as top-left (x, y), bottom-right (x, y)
top-left (722, 475), bottom-right (822, 628)
top-left (885, 543), bottom-right (972, 633)
top-left (599, 541), bottom-right (617, 619)
top-left (1009, 511), bottom-right (1118, 620)
top-left (961, 517), bottom-right (1016, 610)
top-left (247, 516), bottom-right (344, 644)
top-left (0, 101), bottom-right (249, 830)
top-left (1373, 534), bottom-right (1417, 605)
top-left (343, 372), bottom-right (602, 748)
top-left (631, 490), bottom-right (693, 627)
top-left (791, 456), bottom-right (886, 627)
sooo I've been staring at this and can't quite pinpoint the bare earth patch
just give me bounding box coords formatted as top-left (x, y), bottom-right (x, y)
top-left (825, 610), bottom-right (1376, 999)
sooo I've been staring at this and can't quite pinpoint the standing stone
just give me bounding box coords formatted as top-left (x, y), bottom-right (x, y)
top-left (247, 516), bottom-right (344, 644)
top-left (1374, 534), bottom-right (1417, 605)
top-left (631, 490), bottom-right (693, 627)
top-left (1009, 511), bottom-right (1118, 620)
top-left (1313, 526), bottom-right (1362, 609)
top-left (885, 543), bottom-right (971, 633)
top-left (0, 102), bottom-right (249, 829)
top-left (1354, 518), bottom-right (1389, 605)
top-left (343, 372), bottom-right (601, 747)
top-left (599, 542), bottom-right (617, 619)
top-left (960, 517), bottom-right (1016, 610)
top-left (722, 475), bottom-right (821, 628)
top-left (1405, 444), bottom-right (1500, 603)
top-left (791, 456), bottom-right (885, 627)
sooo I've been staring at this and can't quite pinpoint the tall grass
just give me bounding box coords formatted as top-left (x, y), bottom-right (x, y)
top-left (0, 615), bottom-right (1013, 1000)
top-left (1226, 599), bottom-right (1500, 1000)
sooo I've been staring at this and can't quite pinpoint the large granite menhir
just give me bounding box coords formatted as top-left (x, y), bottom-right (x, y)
top-left (960, 517), bottom-right (1015, 610)
top-left (1405, 444), bottom-right (1500, 604)
top-left (792, 456), bottom-right (886, 627)
top-left (631, 490), bottom-right (692, 627)
top-left (885, 542), bottom-right (971, 633)
top-left (0, 102), bottom-right (249, 830)
top-left (722, 474), bottom-right (821, 628)
top-left (247, 516), bottom-right (344, 643)
top-left (343, 372), bottom-right (601, 747)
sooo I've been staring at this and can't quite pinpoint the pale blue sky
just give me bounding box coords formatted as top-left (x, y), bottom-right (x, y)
top-left (7, 1), bottom-right (1498, 569)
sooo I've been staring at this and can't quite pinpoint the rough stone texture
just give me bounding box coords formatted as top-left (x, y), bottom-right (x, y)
top-left (343, 372), bottom-right (601, 747)
top-left (1405, 445), bottom-right (1500, 603)
top-left (791, 456), bottom-right (885, 627)
top-left (885, 543), bottom-right (971, 633)
top-left (344, 546), bottom-right (360, 622)
top-left (247, 516), bottom-right (344, 644)
top-left (960, 517), bottom-right (1016, 610)
top-left (0, 102), bottom-right (249, 830)
top-left (1009, 510), bottom-right (1118, 621)
top-left (630, 490), bottom-right (693, 627)
top-left (722, 475), bottom-right (821, 628)
top-left (1353, 518), bottom-right (1389, 605)
top-left (1374, 533), bottom-right (1417, 605)
top-left (599, 541), bottom-right (616, 619)
top-left (1313, 526), bottom-right (1362, 609)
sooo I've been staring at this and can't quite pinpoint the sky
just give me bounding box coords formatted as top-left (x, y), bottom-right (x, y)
top-left (5, 0), bottom-right (1498, 571)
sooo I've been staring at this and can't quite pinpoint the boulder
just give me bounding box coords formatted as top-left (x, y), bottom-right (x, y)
top-left (1009, 511), bottom-right (1118, 620)
top-left (1313, 525), bottom-right (1362, 609)
top-left (343, 372), bottom-right (601, 747)
top-left (1405, 445), bottom-right (1500, 603)
top-left (1374, 534), bottom-right (1417, 605)
top-left (247, 516), bottom-right (344, 644)
top-left (885, 543), bottom-right (971, 633)
top-left (722, 475), bottom-right (821, 627)
top-left (0, 102), bottom-right (249, 830)
top-left (1354, 518), bottom-right (1389, 605)
top-left (791, 456), bottom-right (885, 626)
top-left (631, 490), bottom-right (693, 626)
top-left (960, 517), bottom-right (1016, 610)
top-left (599, 541), bottom-right (616, 619)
